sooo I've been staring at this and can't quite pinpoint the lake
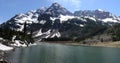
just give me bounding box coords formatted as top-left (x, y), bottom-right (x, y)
top-left (8, 43), bottom-right (120, 63)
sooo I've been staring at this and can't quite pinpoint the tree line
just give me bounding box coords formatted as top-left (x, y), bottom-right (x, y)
top-left (0, 22), bottom-right (34, 45)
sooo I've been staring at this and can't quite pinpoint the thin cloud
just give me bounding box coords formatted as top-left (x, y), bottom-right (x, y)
top-left (49, 0), bottom-right (81, 12)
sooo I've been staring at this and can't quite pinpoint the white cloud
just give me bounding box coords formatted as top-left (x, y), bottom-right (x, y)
top-left (49, 0), bottom-right (81, 12)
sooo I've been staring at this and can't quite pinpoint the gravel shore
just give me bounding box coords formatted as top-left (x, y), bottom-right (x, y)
top-left (0, 51), bottom-right (11, 63)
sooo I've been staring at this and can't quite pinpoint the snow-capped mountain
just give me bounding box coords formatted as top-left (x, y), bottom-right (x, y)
top-left (45, 2), bottom-right (73, 17)
top-left (74, 9), bottom-right (120, 23)
top-left (1, 3), bottom-right (120, 42)
top-left (1, 7), bottom-right (47, 31)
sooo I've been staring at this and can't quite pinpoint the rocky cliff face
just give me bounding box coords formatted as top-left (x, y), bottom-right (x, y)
top-left (74, 9), bottom-right (120, 23)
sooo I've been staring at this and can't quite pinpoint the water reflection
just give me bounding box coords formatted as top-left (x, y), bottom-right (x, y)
top-left (8, 43), bottom-right (120, 63)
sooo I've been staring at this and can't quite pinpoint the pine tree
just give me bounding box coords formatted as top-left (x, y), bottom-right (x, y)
top-left (23, 22), bottom-right (27, 34)
top-left (29, 29), bottom-right (34, 44)
top-left (23, 22), bottom-right (28, 44)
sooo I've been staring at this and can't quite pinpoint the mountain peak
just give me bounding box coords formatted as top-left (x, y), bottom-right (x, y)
top-left (45, 2), bottom-right (73, 17)
top-left (40, 7), bottom-right (47, 11)
top-left (49, 2), bottom-right (64, 10)
top-left (96, 9), bottom-right (105, 12)
top-left (36, 7), bottom-right (47, 14)
top-left (52, 2), bottom-right (61, 7)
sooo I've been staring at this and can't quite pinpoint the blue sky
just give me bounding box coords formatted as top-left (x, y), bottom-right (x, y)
top-left (0, 0), bottom-right (120, 23)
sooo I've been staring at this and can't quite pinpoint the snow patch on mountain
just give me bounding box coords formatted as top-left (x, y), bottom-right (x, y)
top-left (97, 9), bottom-right (105, 12)
top-left (102, 18), bottom-right (119, 23)
top-left (0, 43), bottom-right (13, 51)
top-left (49, 30), bottom-right (61, 38)
top-left (59, 15), bottom-right (75, 23)
top-left (51, 32), bottom-right (61, 38)
top-left (50, 15), bottom-right (76, 23)
top-left (77, 17), bottom-right (87, 22)
top-left (84, 16), bottom-right (96, 21)
top-left (35, 29), bottom-right (43, 37)
top-left (12, 36), bottom-right (16, 42)
top-left (80, 24), bottom-right (84, 27)
top-left (35, 29), bottom-right (51, 37)
top-left (40, 20), bottom-right (46, 24)
top-left (50, 17), bottom-right (57, 21)
top-left (34, 29), bottom-right (61, 39)
top-left (17, 24), bottom-right (24, 31)
top-left (11, 40), bottom-right (27, 47)
top-left (15, 13), bottom-right (39, 24)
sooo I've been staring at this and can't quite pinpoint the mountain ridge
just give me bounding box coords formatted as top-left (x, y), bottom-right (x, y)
top-left (0, 3), bottom-right (120, 42)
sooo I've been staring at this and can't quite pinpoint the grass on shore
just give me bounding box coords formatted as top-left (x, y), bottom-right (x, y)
top-left (90, 41), bottom-right (120, 47)
top-left (65, 41), bottom-right (120, 48)
top-left (43, 41), bottom-right (120, 48)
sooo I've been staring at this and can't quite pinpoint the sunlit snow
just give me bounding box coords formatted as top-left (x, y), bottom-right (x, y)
top-left (0, 43), bottom-right (13, 51)
top-left (102, 18), bottom-right (119, 23)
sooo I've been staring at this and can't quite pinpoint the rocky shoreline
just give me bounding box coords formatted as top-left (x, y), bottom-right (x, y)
top-left (0, 51), bottom-right (11, 63)
top-left (0, 43), bottom-right (13, 63)
top-left (0, 42), bottom-right (37, 63)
